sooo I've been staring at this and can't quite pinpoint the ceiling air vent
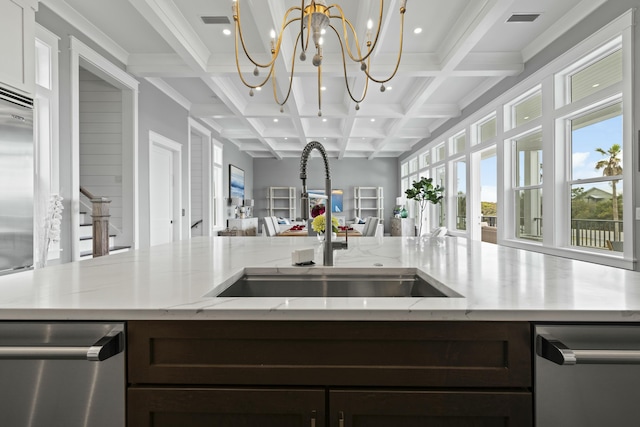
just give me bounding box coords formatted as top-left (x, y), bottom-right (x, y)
top-left (201, 16), bottom-right (231, 25)
top-left (506, 13), bottom-right (540, 23)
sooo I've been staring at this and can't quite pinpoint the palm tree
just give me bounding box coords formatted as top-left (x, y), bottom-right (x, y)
top-left (595, 144), bottom-right (622, 237)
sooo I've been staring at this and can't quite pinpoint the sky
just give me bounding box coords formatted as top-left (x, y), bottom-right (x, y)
top-left (478, 113), bottom-right (622, 204)
top-left (572, 114), bottom-right (623, 183)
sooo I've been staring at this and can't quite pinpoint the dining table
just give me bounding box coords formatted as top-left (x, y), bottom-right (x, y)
top-left (277, 227), bottom-right (362, 237)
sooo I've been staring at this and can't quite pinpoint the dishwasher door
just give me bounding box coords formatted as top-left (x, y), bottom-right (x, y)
top-left (535, 324), bottom-right (640, 427)
top-left (0, 322), bottom-right (125, 427)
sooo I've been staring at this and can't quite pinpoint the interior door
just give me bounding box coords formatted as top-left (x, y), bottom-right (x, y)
top-left (149, 144), bottom-right (174, 246)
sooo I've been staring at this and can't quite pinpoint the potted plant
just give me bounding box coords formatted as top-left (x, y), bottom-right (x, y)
top-left (405, 177), bottom-right (444, 237)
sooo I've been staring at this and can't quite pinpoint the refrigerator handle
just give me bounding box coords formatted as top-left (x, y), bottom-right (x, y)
top-left (0, 325), bottom-right (124, 361)
top-left (536, 333), bottom-right (640, 365)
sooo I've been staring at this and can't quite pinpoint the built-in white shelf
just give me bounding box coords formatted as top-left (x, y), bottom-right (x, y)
top-left (354, 186), bottom-right (384, 220)
top-left (267, 187), bottom-right (296, 219)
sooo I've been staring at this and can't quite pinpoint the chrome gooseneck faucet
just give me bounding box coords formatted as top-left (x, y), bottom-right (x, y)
top-left (299, 141), bottom-right (347, 266)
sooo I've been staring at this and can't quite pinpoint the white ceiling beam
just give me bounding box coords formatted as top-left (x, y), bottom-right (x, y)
top-left (127, 54), bottom-right (198, 77)
top-left (145, 77), bottom-right (191, 110)
top-left (369, 0), bottom-right (515, 158)
top-left (190, 104), bottom-right (234, 118)
top-left (126, 0), bottom-right (210, 72)
top-left (414, 104), bottom-right (461, 118)
top-left (41, 0), bottom-right (130, 64)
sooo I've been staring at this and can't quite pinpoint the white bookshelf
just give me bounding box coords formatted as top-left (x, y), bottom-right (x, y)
top-left (354, 186), bottom-right (384, 220)
top-left (267, 187), bottom-right (296, 219)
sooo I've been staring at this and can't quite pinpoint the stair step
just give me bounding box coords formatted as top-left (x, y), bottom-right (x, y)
top-left (80, 246), bottom-right (131, 259)
top-left (80, 235), bottom-right (116, 252)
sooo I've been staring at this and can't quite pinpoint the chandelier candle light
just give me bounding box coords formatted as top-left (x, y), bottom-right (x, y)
top-left (232, 0), bottom-right (407, 116)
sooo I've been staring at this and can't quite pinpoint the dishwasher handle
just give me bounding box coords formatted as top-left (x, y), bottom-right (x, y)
top-left (0, 325), bottom-right (124, 362)
top-left (536, 333), bottom-right (640, 366)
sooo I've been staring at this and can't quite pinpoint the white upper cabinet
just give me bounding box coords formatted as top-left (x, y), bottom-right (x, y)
top-left (0, 0), bottom-right (37, 95)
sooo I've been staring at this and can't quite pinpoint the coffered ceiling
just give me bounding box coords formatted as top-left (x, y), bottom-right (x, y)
top-left (41, 0), bottom-right (606, 158)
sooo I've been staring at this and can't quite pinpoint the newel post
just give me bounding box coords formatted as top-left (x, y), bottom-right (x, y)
top-left (91, 197), bottom-right (111, 257)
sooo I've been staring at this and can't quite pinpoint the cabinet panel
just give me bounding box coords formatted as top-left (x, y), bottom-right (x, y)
top-left (128, 387), bottom-right (325, 427)
top-left (128, 321), bottom-right (531, 388)
top-left (331, 389), bottom-right (532, 427)
top-left (0, 0), bottom-right (35, 95)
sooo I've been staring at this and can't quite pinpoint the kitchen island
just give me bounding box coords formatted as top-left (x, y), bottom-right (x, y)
top-left (1, 236), bottom-right (640, 426)
top-left (0, 235), bottom-right (638, 321)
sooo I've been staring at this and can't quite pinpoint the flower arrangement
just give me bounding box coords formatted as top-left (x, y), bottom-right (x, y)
top-left (37, 194), bottom-right (64, 268)
top-left (311, 214), bottom-right (340, 234)
top-left (311, 203), bottom-right (325, 218)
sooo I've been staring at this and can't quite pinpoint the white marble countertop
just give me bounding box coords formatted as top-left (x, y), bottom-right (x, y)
top-left (0, 236), bottom-right (639, 321)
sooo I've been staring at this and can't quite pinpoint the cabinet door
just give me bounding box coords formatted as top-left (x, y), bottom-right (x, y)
top-left (128, 387), bottom-right (325, 427)
top-left (330, 390), bottom-right (532, 427)
top-left (0, 0), bottom-right (35, 94)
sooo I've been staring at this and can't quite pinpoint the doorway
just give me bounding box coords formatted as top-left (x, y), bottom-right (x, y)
top-left (149, 132), bottom-right (182, 246)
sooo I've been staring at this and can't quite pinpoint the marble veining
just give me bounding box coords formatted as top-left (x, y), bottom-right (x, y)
top-left (0, 236), bottom-right (639, 321)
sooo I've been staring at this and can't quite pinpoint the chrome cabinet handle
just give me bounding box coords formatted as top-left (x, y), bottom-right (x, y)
top-left (339, 410), bottom-right (345, 427)
top-left (0, 326), bottom-right (124, 361)
top-left (537, 333), bottom-right (640, 365)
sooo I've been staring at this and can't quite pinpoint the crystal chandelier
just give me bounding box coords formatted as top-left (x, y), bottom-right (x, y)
top-left (232, 0), bottom-right (407, 116)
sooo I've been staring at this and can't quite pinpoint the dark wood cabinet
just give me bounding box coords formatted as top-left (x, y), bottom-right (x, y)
top-left (128, 388), bottom-right (324, 427)
top-left (127, 321), bottom-right (532, 426)
top-left (330, 389), bottom-right (531, 427)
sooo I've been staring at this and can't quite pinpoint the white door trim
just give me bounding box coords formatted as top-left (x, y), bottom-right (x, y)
top-left (149, 131), bottom-right (182, 244)
top-left (69, 36), bottom-right (139, 260)
top-left (188, 118), bottom-right (212, 236)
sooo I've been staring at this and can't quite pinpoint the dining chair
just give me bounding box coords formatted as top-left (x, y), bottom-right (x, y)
top-left (263, 217), bottom-right (277, 236)
top-left (362, 217), bottom-right (380, 236)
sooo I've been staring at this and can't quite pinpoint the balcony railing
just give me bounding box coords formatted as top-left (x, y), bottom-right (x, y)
top-left (571, 219), bottom-right (623, 249)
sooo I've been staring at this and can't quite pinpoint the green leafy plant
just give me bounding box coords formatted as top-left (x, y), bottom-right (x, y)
top-left (405, 177), bottom-right (444, 236)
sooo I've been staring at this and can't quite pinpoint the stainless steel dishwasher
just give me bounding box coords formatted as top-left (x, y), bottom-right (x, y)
top-left (535, 324), bottom-right (640, 426)
top-left (0, 322), bottom-right (125, 427)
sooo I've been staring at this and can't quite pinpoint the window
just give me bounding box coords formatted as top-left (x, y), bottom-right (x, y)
top-left (212, 142), bottom-right (224, 230)
top-left (571, 49), bottom-right (622, 103)
top-left (454, 159), bottom-right (466, 230)
top-left (435, 166), bottom-right (446, 227)
top-left (513, 92), bottom-right (541, 128)
top-left (419, 151), bottom-right (430, 169)
top-left (408, 158), bottom-right (418, 174)
top-left (434, 143), bottom-right (445, 163)
top-left (401, 162), bottom-right (409, 176)
top-left (451, 132), bottom-right (466, 155)
top-left (569, 103), bottom-right (623, 250)
top-left (514, 131), bottom-right (543, 241)
top-left (479, 116), bottom-right (496, 143)
top-left (35, 27), bottom-right (60, 265)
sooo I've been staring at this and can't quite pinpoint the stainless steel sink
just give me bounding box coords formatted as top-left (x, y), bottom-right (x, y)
top-left (215, 268), bottom-right (461, 298)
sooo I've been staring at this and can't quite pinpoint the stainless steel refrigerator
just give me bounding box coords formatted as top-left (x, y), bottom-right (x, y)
top-left (0, 87), bottom-right (33, 275)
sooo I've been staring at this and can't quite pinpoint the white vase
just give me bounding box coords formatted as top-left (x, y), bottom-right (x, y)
top-left (317, 232), bottom-right (337, 242)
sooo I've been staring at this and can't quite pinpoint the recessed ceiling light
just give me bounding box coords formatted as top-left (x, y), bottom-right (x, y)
top-left (370, 118), bottom-right (376, 122)
top-left (592, 83), bottom-right (600, 88)
top-left (321, 86), bottom-right (326, 91)
top-left (222, 28), bottom-right (231, 36)
top-left (386, 86), bottom-right (392, 91)
top-left (273, 118), bottom-right (278, 123)
top-left (413, 28), bottom-right (422, 34)
top-left (213, 115), bottom-right (223, 119)
top-left (524, 116), bottom-right (529, 120)
top-left (284, 137), bottom-right (288, 140)
top-left (322, 118), bottom-right (327, 122)
top-left (255, 86), bottom-right (262, 91)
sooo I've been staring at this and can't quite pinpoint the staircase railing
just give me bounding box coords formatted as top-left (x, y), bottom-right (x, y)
top-left (80, 186), bottom-right (111, 258)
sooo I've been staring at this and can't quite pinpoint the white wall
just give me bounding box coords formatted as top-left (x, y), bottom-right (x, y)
top-left (79, 68), bottom-right (123, 231)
